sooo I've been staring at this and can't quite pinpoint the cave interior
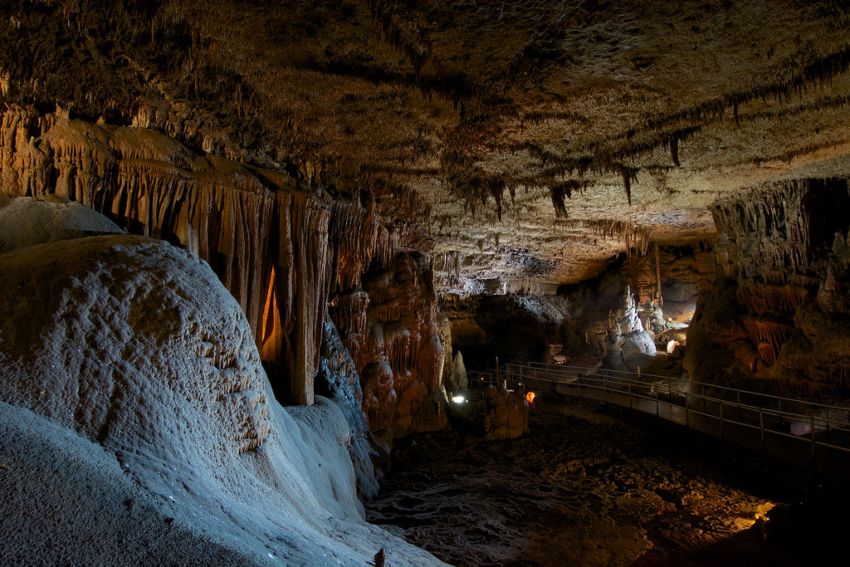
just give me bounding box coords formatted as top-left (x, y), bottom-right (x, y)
top-left (2, 1), bottom-right (850, 566)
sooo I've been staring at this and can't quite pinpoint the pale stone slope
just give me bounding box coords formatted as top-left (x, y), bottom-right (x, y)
top-left (0, 234), bottom-right (443, 566)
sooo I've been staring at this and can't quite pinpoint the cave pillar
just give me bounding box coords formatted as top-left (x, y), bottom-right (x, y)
top-left (289, 192), bottom-right (331, 405)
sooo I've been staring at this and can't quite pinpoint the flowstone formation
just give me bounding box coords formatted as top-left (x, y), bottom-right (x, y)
top-left (0, 106), bottom-right (446, 434)
top-left (0, 195), bottom-right (124, 252)
top-left (331, 251), bottom-right (448, 439)
top-left (686, 178), bottom-right (850, 394)
top-left (317, 316), bottom-right (379, 499)
top-left (0, 226), bottom-right (443, 565)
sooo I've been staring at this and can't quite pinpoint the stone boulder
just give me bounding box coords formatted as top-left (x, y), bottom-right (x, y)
top-left (0, 196), bottom-right (123, 253)
top-left (483, 386), bottom-right (529, 440)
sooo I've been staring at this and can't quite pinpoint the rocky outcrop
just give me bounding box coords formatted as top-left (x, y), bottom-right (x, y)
top-left (0, 105), bottom-right (447, 422)
top-left (483, 386), bottom-right (529, 440)
top-left (604, 286), bottom-right (657, 371)
top-left (557, 245), bottom-right (708, 363)
top-left (331, 252), bottom-right (447, 439)
top-left (0, 233), bottom-right (442, 566)
top-left (686, 178), bottom-right (850, 394)
top-left (445, 350), bottom-right (469, 393)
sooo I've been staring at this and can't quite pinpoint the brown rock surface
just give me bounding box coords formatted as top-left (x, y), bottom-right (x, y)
top-left (483, 385), bottom-right (530, 440)
top-left (686, 178), bottom-right (850, 394)
top-left (4, 2), bottom-right (850, 289)
top-left (0, 104), bottom-right (446, 420)
top-left (332, 251), bottom-right (447, 437)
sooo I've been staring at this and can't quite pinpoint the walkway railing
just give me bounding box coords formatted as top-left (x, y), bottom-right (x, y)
top-left (504, 362), bottom-right (850, 472)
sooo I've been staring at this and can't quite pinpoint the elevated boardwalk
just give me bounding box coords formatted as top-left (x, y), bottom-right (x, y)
top-left (503, 362), bottom-right (850, 474)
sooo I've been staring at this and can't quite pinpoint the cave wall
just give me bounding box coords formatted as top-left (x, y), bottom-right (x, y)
top-left (0, 104), bottom-right (445, 425)
top-left (438, 244), bottom-right (709, 372)
top-left (685, 178), bottom-right (850, 395)
top-left (556, 246), bottom-right (709, 360)
top-left (330, 252), bottom-right (447, 438)
top-left (441, 293), bottom-right (566, 370)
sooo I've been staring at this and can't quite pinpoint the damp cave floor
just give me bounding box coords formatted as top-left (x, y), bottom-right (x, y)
top-left (365, 397), bottom-right (848, 567)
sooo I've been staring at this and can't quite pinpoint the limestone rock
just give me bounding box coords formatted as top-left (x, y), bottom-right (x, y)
top-left (0, 196), bottom-right (122, 252)
top-left (0, 234), bottom-right (443, 566)
top-left (449, 350), bottom-right (469, 392)
top-left (687, 178), bottom-right (850, 394)
top-left (0, 235), bottom-right (271, 458)
top-left (483, 386), bottom-right (529, 441)
top-left (317, 316), bottom-right (379, 499)
top-left (605, 286), bottom-right (657, 371)
top-left (357, 252), bottom-right (447, 438)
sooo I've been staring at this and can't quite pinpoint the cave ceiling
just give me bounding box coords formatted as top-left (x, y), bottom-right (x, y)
top-left (3, 0), bottom-right (850, 288)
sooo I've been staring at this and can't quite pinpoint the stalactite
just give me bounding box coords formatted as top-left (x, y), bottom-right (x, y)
top-left (737, 283), bottom-right (808, 316)
top-left (699, 178), bottom-right (850, 392)
top-left (0, 105), bottom-right (342, 406)
top-left (328, 198), bottom-right (388, 292)
top-left (620, 165), bottom-right (634, 206)
top-left (548, 179), bottom-right (589, 219)
top-left (571, 219), bottom-right (651, 256)
top-left (368, 0), bottom-right (432, 80)
top-left (669, 134), bottom-right (680, 167)
top-left (711, 178), bottom-right (850, 282)
top-left (550, 184), bottom-right (568, 218)
top-left (742, 317), bottom-right (793, 365)
top-left (626, 254), bottom-right (655, 303)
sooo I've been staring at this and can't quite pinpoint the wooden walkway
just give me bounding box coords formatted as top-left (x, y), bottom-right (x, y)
top-left (503, 362), bottom-right (850, 474)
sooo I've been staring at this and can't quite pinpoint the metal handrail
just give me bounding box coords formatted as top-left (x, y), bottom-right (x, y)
top-left (509, 364), bottom-right (850, 424)
top-left (503, 361), bottom-right (850, 460)
top-left (508, 361), bottom-right (850, 414)
top-left (566, 376), bottom-right (850, 432)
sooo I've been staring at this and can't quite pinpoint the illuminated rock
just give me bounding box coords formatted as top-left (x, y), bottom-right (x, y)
top-left (0, 196), bottom-right (122, 252)
top-left (605, 286), bottom-right (657, 371)
top-left (0, 234), bottom-right (442, 565)
top-left (483, 386), bottom-right (529, 440)
top-left (687, 178), bottom-right (850, 393)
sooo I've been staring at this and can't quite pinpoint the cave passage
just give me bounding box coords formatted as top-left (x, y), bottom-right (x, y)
top-left (368, 399), bottom-right (848, 567)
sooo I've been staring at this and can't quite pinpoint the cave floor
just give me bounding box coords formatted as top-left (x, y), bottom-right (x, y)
top-left (366, 398), bottom-right (845, 567)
